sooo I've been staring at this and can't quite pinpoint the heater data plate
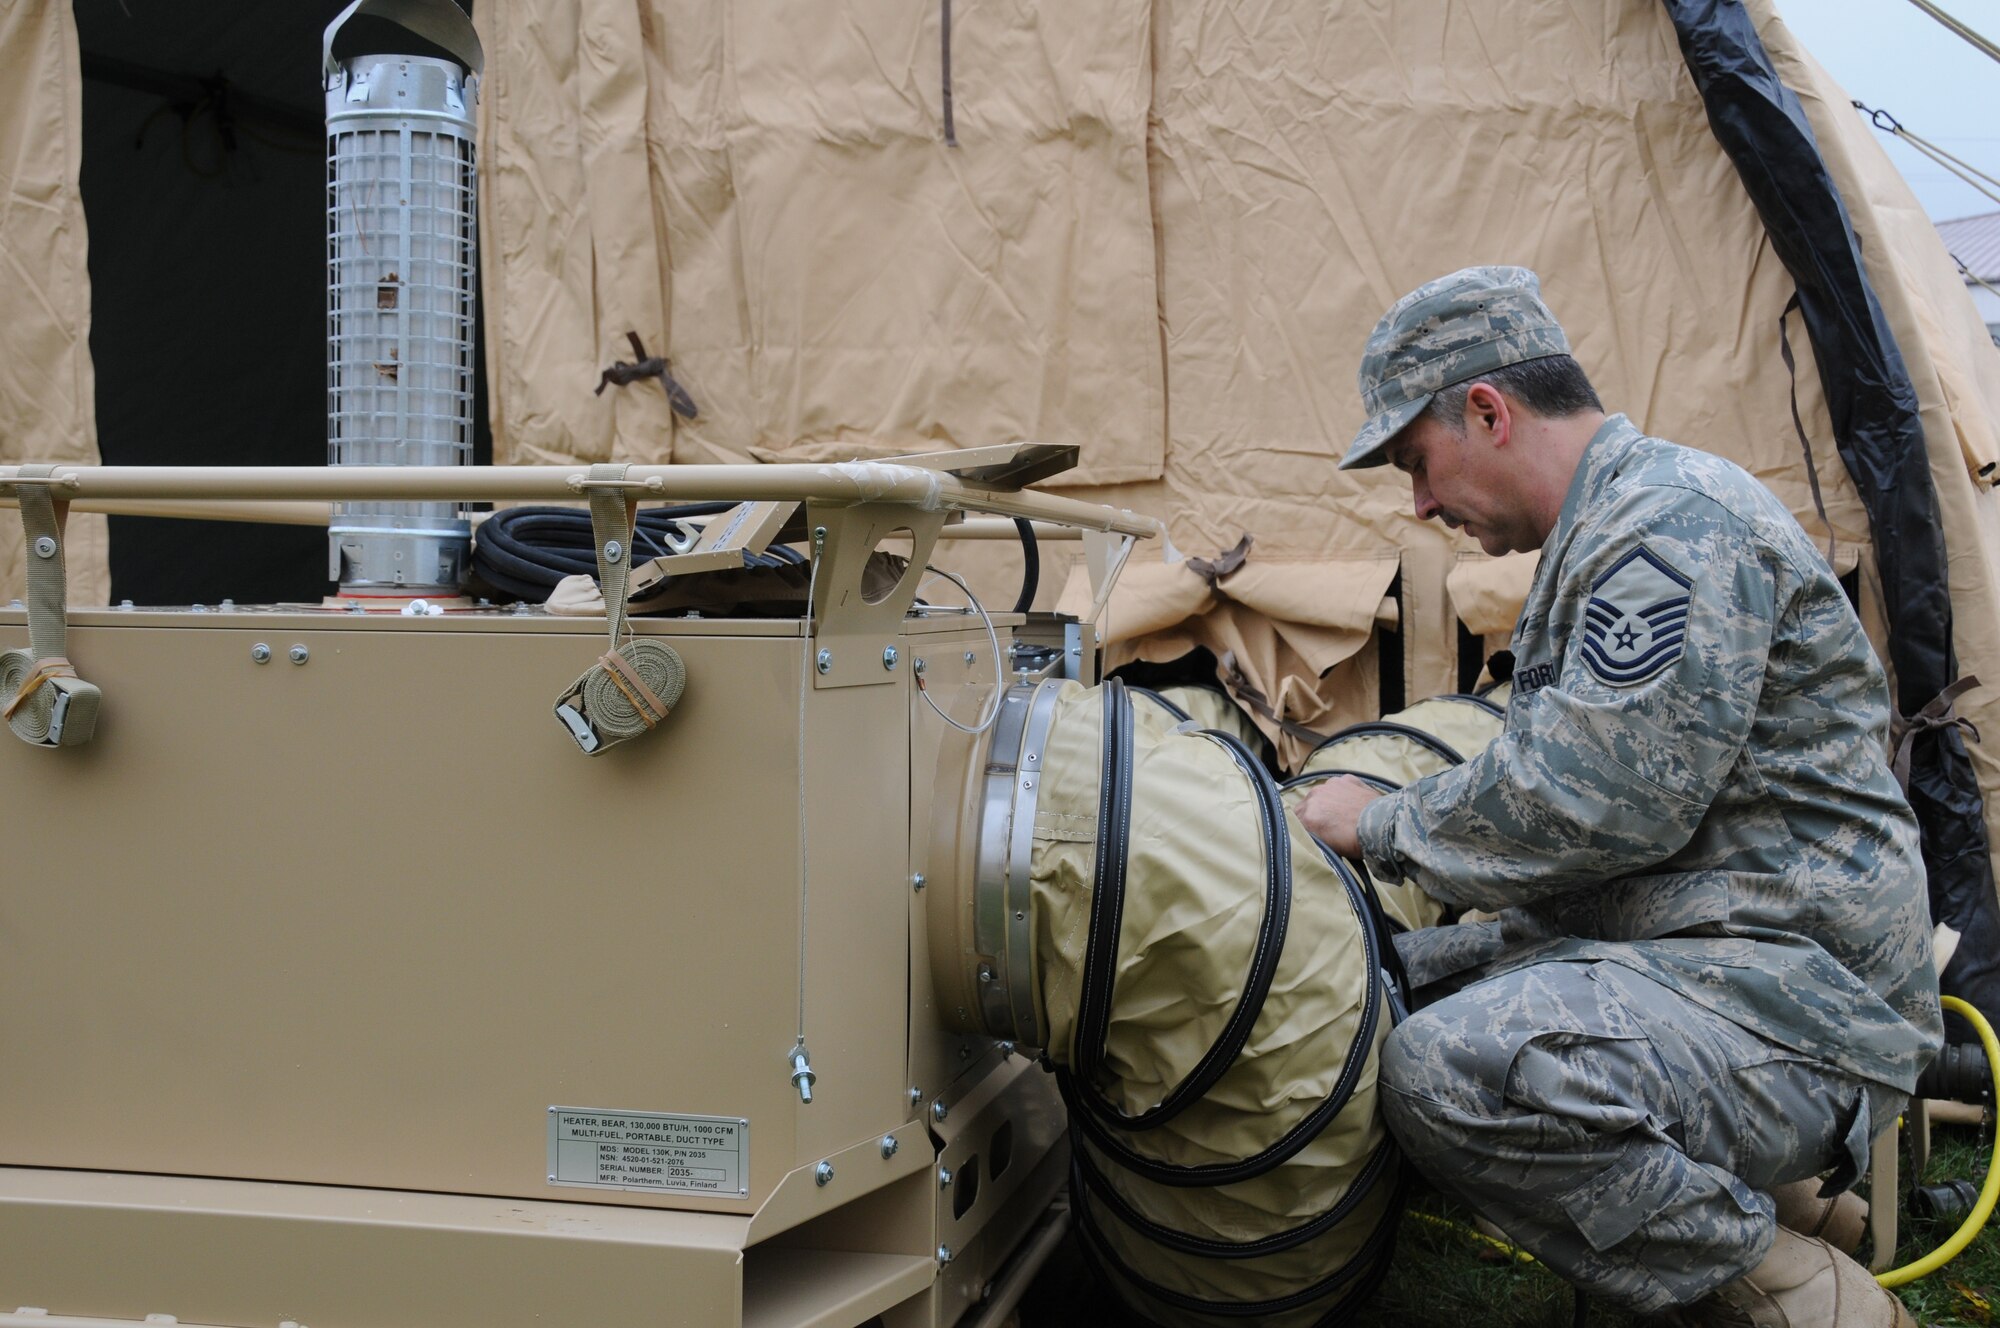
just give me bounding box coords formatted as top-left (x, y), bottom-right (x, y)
top-left (546, 1107), bottom-right (748, 1196)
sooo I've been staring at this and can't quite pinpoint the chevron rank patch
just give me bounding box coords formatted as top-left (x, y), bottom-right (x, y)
top-left (1580, 545), bottom-right (1692, 687)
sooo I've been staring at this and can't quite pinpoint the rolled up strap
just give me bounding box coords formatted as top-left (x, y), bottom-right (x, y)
top-left (1891, 675), bottom-right (1982, 792)
top-left (0, 649), bottom-right (98, 748)
top-left (3, 655), bottom-right (76, 719)
top-left (550, 465), bottom-right (688, 754)
top-left (5, 466), bottom-right (99, 748)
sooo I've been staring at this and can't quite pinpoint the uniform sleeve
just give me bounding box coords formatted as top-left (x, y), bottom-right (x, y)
top-left (1358, 486), bottom-right (1779, 912)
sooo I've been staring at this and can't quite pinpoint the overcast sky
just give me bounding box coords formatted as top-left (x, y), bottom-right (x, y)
top-left (1779, 0), bottom-right (2000, 222)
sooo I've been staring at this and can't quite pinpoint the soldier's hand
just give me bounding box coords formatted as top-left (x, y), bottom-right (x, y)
top-left (1294, 775), bottom-right (1382, 860)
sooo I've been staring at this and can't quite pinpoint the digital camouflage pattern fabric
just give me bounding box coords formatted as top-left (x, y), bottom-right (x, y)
top-left (1357, 415), bottom-right (1942, 1091)
top-left (1379, 960), bottom-right (1901, 1312)
top-left (1341, 265), bottom-right (1574, 470)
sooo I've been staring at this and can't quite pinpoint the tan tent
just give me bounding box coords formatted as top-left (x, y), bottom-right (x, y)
top-left (8, 0), bottom-right (2000, 1007)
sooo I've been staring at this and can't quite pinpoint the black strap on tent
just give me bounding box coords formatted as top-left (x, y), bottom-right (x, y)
top-left (593, 331), bottom-right (698, 419)
top-left (1219, 649), bottom-right (1329, 747)
top-left (1664, 0), bottom-right (2000, 1039)
top-left (939, 0), bottom-right (958, 147)
top-left (1778, 293), bottom-right (1838, 566)
top-left (1188, 533), bottom-right (1253, 591)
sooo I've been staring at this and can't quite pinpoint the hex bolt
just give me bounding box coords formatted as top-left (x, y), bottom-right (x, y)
top-left (880, 1135), bottom-right (899, 1159)
top-left (883, 646), bottom-right (899, 670)
top-left (815, 1160), bottom-right (834, 1187)
top-left (603, 539), bottom-right (624, 564)
top-left (932, 1099), bottom-right (949, 1123)
top-left (909, 1085), bottom-right (924, 1105)
top-left (937, 1165), bottom-right (954, 1189)
top-left (937, 1244), bottom-right (954, 1267)
top-left (816, 648), bottom-right (833, 675)
top-left (31, 536), bottom-right (56, 559)
top-left (999, 1041), bottom-right (1016, 1056)
top-left (289, 646), bottom-right (310, 665)
top-left (251, 643), bottom-right (272, 664)
top-left (912, 873), bottom-right (927, 893)
top-left (790, 1048), bottom-right (817, 1104)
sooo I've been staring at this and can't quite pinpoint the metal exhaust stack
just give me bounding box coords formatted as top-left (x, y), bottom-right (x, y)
top-left (323, 0), bottom-right (484, 599)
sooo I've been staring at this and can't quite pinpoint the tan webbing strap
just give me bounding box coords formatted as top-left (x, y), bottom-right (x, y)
top-left (597, 647), bottom-right (670, 727)
top-left (550, 465), bottom-right (686, 754)
top-left (1891, 675), bottom-right (1982, 793)
top-left (3, 466), bottom-right (100, 748)
top-left (587, 464), bottom-right (642, 651)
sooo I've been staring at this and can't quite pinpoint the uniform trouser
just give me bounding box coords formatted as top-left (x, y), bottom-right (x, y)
top-left (1376, 959), bottom-right (1901, 1314)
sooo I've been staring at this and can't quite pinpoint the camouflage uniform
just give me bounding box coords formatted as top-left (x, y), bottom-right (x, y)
top-left (1341, 270), bottom-right (1941, 1312)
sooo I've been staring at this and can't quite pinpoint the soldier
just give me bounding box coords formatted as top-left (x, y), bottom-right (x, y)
top-left (1296, 266), bottom-right (1941, 1327)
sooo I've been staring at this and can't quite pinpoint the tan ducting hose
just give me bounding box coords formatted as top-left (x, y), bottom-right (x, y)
top-left (551, 464), bottom-right (685, 754)
top-left (1283, 692), bottom-right (1508, 934)
top-left (1027, 679), bottom-right (1402, 1327)
top-left (2, 466), bottom-right (100, 749)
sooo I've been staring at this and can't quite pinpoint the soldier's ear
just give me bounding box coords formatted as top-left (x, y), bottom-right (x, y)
top-left (1465, 382), bottom-right (1509, 447)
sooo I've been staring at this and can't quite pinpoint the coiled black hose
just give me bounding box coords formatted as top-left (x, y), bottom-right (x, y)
top-left (472, 505), bottom-right (804, 603)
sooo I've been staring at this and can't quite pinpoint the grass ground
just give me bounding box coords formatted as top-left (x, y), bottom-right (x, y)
top-left (1015, 1120), bottom-right (2000, 1326)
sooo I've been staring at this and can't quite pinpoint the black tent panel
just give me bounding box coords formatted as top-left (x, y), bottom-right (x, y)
top-left (1663, 0), bottom-right (2000, 1037)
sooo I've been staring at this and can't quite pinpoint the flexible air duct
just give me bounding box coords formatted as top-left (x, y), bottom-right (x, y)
top-left (1285, 693), bottom-right (1507, 934)
top-left (940, 675), bottom-right (1514, 1324)
top-left (947, 679), bottom-right (1400, 1324)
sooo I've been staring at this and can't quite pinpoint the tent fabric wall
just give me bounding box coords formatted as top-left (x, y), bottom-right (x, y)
top-left (1749, 2), bottom-right (2000, 1024)
top-left (0, 0), bottom-right (108, 607)
top-left (1043, 0), bottom-right (1879, 761)
top-left (476, 0), bottom-right (1166, 487)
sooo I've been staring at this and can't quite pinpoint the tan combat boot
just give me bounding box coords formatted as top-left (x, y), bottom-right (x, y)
top-left (1771, 1177), bottom-right (1868, 1256)
top-left (1682, 1226), bottom-right (1915, 1327)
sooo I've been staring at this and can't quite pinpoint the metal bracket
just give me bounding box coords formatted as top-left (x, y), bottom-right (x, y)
top-left (806, 501), bottom-right (946, 689)
top-left (1078, 529), bottom-right (1136, 630)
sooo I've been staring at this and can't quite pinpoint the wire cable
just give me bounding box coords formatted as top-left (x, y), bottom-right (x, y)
top-left (1876, 993), bottom-right (2000, 1287)
top-left (792, 529), bottom-right (826, 1057)
top-left (915, 567), bottom-right (1006, 736)
top-left (1901, 0), bottom-right (2000, 68)
top-left (1853, 101), bottom-right (2000, 211)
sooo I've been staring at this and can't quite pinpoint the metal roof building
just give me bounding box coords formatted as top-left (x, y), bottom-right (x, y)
top-left (1937, 210), bottom-right (2000, 338)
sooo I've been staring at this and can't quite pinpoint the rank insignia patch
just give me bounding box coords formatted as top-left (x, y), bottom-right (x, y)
top-left (1581, 545), bottom-right (1692, 687)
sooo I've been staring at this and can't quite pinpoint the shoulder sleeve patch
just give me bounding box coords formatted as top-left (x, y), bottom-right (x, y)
top-left (1579, 545), bottom-right (1692, 687)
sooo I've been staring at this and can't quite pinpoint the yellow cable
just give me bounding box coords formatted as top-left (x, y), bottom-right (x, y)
top-left (1409, 1210), bottom-right (1538, 1265)
top-left (1409, 995), bottom-right (2000, 1291)
top-left (1877, 994), bottom-right (2000, 1288)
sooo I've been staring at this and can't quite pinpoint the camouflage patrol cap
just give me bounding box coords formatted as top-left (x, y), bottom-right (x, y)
top-left (1340, 266), bottom-right (1572, 469)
